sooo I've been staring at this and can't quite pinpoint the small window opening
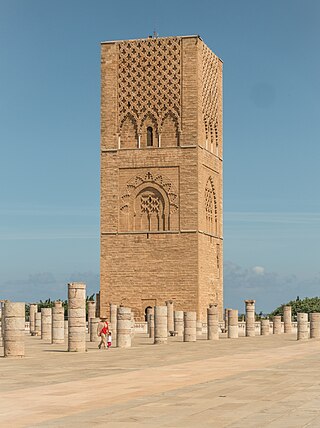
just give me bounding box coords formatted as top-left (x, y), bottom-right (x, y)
top-left (147, 127), bottom-right (153, 147)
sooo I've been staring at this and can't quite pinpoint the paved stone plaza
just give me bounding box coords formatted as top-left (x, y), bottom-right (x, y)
top-left (1, 333), bottom-right (320, 427)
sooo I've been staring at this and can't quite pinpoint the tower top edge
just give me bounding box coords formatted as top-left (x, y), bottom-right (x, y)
top-left (101, 34), bottom-right (201, 45)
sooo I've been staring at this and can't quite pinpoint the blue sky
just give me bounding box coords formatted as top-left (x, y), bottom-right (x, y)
top-left (1, 0), bottom-right (320, 312)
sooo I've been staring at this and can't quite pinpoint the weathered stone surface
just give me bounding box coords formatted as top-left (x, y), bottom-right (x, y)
top-left (174, 310), bottom-right (184, 337)
top-left (228, 309), bottom-right (238, 339)
top-left (245, 300), bottom-right (255, 337)
top-left (310, 313), bottom-right (320, 339)
top-left (166, 301), bottom-right (174, 334)
top-left (52, 301), bottom-right (64, 344)
top-left (297, 313), bottom-right (309, 340)
top-left (29, 304), bottom-right (37, 334)
top-left (154, 306), bottom-right (167, 344)
top-left (41, 308), bottom-right (52, 342)
top-left (117, 306), bottom-right (131, 348)
top-left (87, 301), bottom-right (96, 334)
top-left (261, 319), bottom-right (270, 336)
top-left (35, 312), bottom-right (41, 336)
top-left (283, 306), bottom-right (292, 333)
top-left (184, 311), bottom-right (196, 342)
top-left (207, 304), bottom-right (219, 340)
top-left (110, 304), bottom-right (117, 346)
top-left (4, 301), bottom-right (25, 358)
top-left (90, 318), bottom-right (100, 342)
top-left (273, 316), bottom-right (282, 335)
top-left (68, 282), bottom-right (86, 352)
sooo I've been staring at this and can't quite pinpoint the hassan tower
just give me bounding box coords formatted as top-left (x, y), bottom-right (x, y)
top-left (100, 35), bottom-right (223, 321)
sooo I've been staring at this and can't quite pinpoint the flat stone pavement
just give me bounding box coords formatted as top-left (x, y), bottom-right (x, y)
top-left (1, 333), bottom-right (320, 427)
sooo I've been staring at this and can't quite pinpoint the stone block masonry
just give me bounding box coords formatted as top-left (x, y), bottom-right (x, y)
top-left (100, 35), bottom-right (223, 322)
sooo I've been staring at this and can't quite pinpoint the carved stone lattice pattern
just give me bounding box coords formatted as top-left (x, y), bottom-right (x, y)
top-left (141, 194), bottom-right (160, 214)
top-left (201, 43), bottom-right (221, 143)
top-left (205, 177), bottom-right (218, 232)
top-left (118, 38), bottom-right (181, 132)
top-left (120, 171), bottom-right (178, 214)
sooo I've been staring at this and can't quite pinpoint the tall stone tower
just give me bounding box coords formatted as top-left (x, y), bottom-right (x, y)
top-left (100, 35), bottom-right (223, 321)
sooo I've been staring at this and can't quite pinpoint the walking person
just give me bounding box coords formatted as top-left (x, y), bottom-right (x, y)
top-left (97, 317), bottom-right (109, 349)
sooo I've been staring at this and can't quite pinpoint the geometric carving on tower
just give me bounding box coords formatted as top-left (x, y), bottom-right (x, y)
top-left (201, 43), bottom-right (222, 154)
top-left (118, 37), bottom-right (181, 143)
top-left (120, 171), bottom-right (179, 232)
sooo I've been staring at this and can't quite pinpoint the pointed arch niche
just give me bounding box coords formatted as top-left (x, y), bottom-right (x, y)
top-left (140, 115), bottom-right (158, 148)
top-left (120, 114), bottom-right (138, 148)
top-left (205, 177), bottom-right (218, 235)
top-left (161, 114), bottom-right (179, 147)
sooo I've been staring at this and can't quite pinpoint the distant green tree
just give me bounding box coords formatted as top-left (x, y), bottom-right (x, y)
top-left (271, 297), bottom-right (320, 320)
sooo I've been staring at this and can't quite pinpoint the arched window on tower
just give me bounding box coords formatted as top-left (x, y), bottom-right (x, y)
top-left (147, 127), bottom-right (153, 147)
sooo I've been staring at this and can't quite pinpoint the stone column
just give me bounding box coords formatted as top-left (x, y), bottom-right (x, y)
top-left (261, 319), bottom-right (270, 336)
top-left (117, 306), bottom-right (131, 348)
top-left (207, 304), bottom-right (219, 340)
top-left (310, 313), bottom-right (320, 339)
top-left (297, 313), bottom-right (309, 340)
top-left (29, 304), bottom-right (37, 335)
top-left (224, 308), bottom-right (231, 332)
top-left (64, 320), bottom-right (68, 338)
top-left (3, 301), bottom-right (25, 358)
top-left (90, 317), bottom-right (100, 342)
top-left (273, 316), bottom-right (282, 334)
top-left (130, 311), bottom-right (135, 337)
top-left (35, 311), bottom-right (41, 336)
top-left (228, 309), bottom-right (239, 339)
top-left (41, 308), bottom-right (52, 341)
top-left (154, 306), bottom-right (168, 344)
top-left (95, 292), bottom-right (100, 318)
top-left (52, 301), bottom-right (64, 344)
top-left (146, 307), bottom-right (153, 336)
top-left (166, 300), bottom-right (174, 334)
top-left (174, 310), bottom-right (184, 337)
top-left (110, 304), bottom-right (117, 346)
top-left (245, 300), bottom-right (256, 337)
top-left (87, 300), bottom-right (96, 334)
top-left (283, 306), bottom-right (292, 333)
top-left (183, 311), bottom-right (196, 342)
top-left (68, 282), bottom-right (86, 352)
top-left (149, 314), bottom-right (155, 339)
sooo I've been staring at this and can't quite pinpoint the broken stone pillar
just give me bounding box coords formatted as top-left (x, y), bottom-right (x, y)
top-left (29, 304), bottom-right (37, 335)
top-left (52, 301), bottom-right (64, 344)
top-left (110, 303), bottom-right (117, 346)
top-left (68, 282), bottom-right (86, 352)
top-left (90, 317), bottom-right (100, 342)
top-left (41, 308), bottom-right (52, 342)
top-left (117, 306), bottom-right (131, 348)
top-left (245, 300), bottom-right (256, 337)
top-left (3, 301), bottom-right (25, 358)
top-left (183, 311), bottom-right (196, 342)
top-left (35, 311), bottom-right (41, 336)
top-left (297, 313), bottom-right (309, 340)
top-left (87, 300), bottom-right (96, 334)
top-left (207, 304), bottom-right (219, 340)
top-left (224, 308), bottom-right (231, 332)
top-left (95, 292), bottom-right (100, 318)
top-left (149, 314), bottom-right (154, 338)
top-left (310, 313), bottom-right (320, 339)
top-left (228, 309), bottom-right (239, 339)
top-left (166, 300), bottom-right (174, 334)
top-left (174, 310), bottom-right (184, 337)
top-left (130, 311), bottom-right (135, 337)
top-left (154, 306), bottom-right (168, 344)
top-left (261, 319), bottom-right (270, 336)
top-left (146, 307), bottom-right (153, 336)
top-left (283, 306), bottom-right (292, 333)
top-left (273, 316), bottom-right (282, 334)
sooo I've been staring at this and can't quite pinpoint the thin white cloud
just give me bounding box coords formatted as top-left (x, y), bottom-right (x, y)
top-left (252, 266), bottom-right (265, 275)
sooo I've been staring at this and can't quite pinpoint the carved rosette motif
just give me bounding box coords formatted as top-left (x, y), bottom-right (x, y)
top-left (118, 38), bottom-right (181, 134)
